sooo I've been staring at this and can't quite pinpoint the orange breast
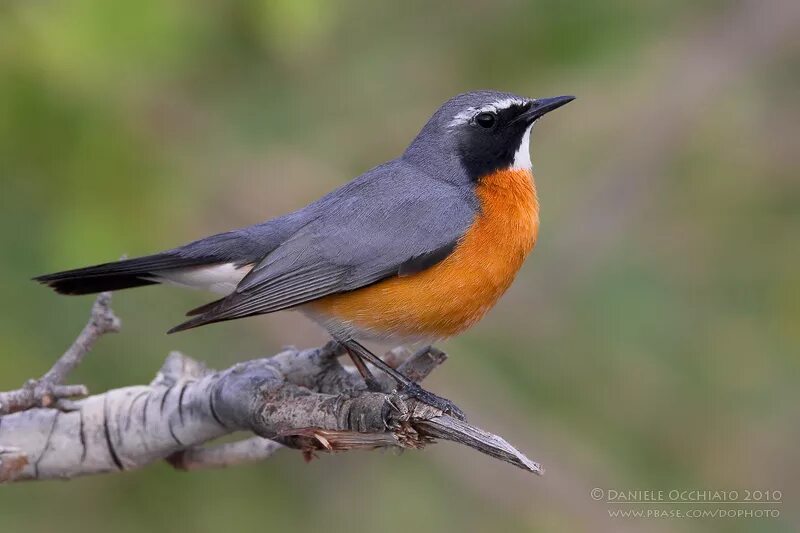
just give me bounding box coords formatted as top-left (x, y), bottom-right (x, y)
top-left (305, 168), bottom-right (539, 340)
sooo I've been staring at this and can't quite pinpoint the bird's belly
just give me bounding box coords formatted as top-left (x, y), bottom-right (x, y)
top-left (303, 168), bottom-right (539, 342)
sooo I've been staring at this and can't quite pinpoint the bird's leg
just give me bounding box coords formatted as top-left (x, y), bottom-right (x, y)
top-left (342, 339), bottom-right (466, 421)
top-left (341, 345), bottom-right (383, 392)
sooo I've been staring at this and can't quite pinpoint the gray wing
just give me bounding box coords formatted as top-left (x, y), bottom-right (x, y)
top-left (169, 164), bottom-right (477, 332)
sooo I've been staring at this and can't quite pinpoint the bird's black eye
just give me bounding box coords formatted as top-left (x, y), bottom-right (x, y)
top-left (475, 112), bottom-right (496, 128)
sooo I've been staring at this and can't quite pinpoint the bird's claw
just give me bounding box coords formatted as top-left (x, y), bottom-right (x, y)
top-left (400, 382), bottom-right (467, 421)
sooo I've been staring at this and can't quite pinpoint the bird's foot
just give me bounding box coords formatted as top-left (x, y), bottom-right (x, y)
top-left (363, 375), bottom-right (384, 393)
top-left (399, 382), bottom-right (466, 422)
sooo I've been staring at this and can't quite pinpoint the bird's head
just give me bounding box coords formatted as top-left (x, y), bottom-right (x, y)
top-left (404, 90), bottom-right (574, 180)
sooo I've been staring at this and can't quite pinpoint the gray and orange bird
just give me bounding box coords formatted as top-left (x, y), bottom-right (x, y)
top-left (35, 90), bottom-right (574, 416)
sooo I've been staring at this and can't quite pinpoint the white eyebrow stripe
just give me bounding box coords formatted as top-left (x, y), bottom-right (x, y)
top-left (489, 97), bottom-right (528, 111)
top-left (447, 97), bottom-right (529, 128)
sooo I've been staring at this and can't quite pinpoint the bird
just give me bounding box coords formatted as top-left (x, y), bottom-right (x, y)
top-left (34, 90), bottom-right (574, 417)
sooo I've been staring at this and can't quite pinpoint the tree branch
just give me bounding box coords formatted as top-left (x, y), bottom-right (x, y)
top-left (0, 299), bottom-right (541, 483)
top-left (166, 437), bottom-right (283, 471)
top-left (0, 292), bottom-right (120, 415)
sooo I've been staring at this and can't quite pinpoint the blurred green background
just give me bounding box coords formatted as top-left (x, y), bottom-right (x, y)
top-left (1, 0), bottom-right (798, 531)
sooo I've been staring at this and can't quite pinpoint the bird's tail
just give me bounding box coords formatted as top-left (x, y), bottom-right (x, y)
top-left (33, 253), bottom-right (211, 295)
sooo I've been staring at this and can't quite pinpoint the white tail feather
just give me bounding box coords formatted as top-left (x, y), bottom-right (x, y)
top-left (151, 263), bottom-right (252, 295)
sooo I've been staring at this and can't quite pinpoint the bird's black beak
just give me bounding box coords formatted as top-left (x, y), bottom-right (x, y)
top-left (515, 95), bottom-right (575, 124)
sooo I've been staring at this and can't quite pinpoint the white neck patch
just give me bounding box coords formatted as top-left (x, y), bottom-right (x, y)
top-left (511, 124), bottom-right (533, 170)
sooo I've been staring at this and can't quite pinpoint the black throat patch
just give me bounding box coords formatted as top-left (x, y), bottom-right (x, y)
top-left (455, 102), bottom-right (532, 180)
